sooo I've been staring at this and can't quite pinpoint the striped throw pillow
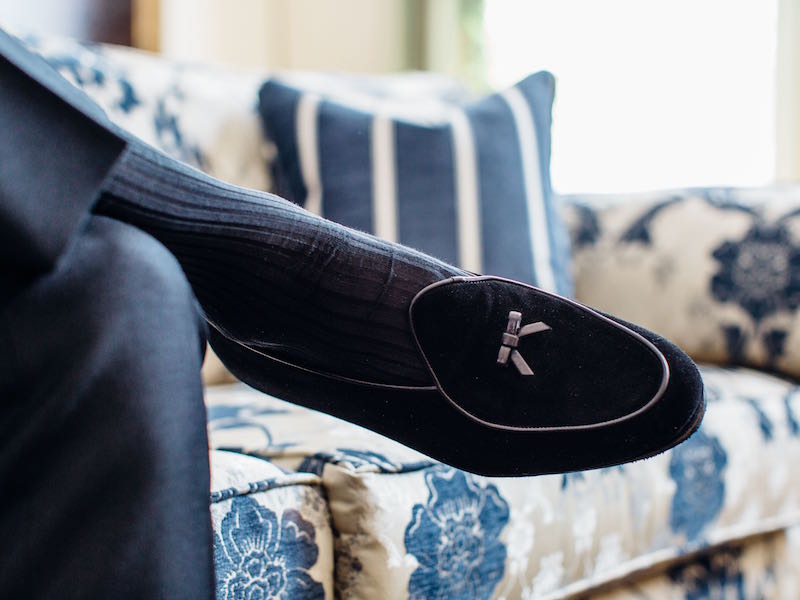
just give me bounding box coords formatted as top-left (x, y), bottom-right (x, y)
top-left (258, 72), bottom-right (572, 296)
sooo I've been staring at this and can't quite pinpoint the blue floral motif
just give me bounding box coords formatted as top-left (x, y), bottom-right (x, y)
top-left (207, 403), bottom-right (291, 451)
top-left (763, 328), bottom-right (788, 366)
top-left (785, 388), bottom-right (800, 436)
top-left (711, 224), bottom-right (800, 322)
top-left (618, 196), bottom-right (682, 245)
top-left (297, 448), bottom-right (432, 476)
top-left (669, 430), bottom-right (728, 542)
top-left (43, 53), bottom-right (141, 114)
top-left (561, 466), bottom-right (623, 490)
top-left (404, 468), bottom-right (509, 600)
top-left (561, 471), bottom-right (585, 489)
top-left (698, 187), bottom-right (757, 214)
top-left (569, 204), bottom-right (601, 248)
top-left (154, 86), bottom-right (206, 168)
top-left (668, 548), bottom-right (745, 599)
top-left (207, 403), bottom-right (288, 424)
top-left (721, 324), bottom-right (747, 363)
top-left (744, 397), bottom-right (774, 441)
top-left (214, 496), bottom-right (323, 600)
top-left (720, 324), bottom-right (789, 367)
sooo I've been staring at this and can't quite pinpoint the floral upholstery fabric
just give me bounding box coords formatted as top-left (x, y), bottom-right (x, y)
top-left (209, 451), bottom-right (334, 599)
top-left (591, 528), bottom-right (800, 600)
top-left (206, 365), bottom-right (800, 599)
top-left (563, 187), bottom-right (800, 380)
top-left (21, 33), bottom-right (271, 191)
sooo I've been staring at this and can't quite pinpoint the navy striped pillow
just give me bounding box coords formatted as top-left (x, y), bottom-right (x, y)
top-left (258, 72), bottom-right (573, 296)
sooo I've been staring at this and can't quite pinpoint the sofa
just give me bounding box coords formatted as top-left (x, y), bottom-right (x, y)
top-left (26, 34), bottom-right (800, 599)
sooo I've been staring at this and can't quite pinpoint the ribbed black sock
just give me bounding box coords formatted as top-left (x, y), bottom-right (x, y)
top-left (95, 141), bottom-right (465, 386)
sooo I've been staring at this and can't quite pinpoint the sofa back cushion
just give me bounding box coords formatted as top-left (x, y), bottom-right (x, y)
top-left (564, 186), bottom-right (800, 378)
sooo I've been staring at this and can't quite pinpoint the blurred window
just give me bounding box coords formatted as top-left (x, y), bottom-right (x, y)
top-left (483, 0), bottom-right (779, 193)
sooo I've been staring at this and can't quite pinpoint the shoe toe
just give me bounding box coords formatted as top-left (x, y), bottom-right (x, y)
top-left (409, 276), bottom-right (689, 433)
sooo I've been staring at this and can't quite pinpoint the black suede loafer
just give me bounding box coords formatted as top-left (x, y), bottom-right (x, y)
top-left (209, 275), bottom-right (704, 477)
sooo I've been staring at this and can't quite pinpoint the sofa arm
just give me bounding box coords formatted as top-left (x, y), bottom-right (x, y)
top-left (559, 186), bottom-right (800, 379)
top-left (210, 451), bottom-right (334, 598)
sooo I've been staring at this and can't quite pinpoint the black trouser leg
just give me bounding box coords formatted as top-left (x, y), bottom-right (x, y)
top-left (0, 216), bottom-right (214, 599)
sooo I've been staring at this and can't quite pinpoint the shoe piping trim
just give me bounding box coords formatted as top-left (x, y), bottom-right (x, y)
top-left (206, 320), bottom-right (438, 392)
top-left (408, 275), bottom-right (671, 432)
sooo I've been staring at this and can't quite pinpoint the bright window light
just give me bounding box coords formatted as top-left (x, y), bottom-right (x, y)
top-left (484, 0), bottom-right (779, 194)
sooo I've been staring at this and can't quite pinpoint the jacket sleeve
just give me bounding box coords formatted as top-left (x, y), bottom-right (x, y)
top-left (0, 28), bottom-right (126, 290)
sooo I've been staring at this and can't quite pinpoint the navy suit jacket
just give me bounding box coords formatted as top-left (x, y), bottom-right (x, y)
top-left (0, 28), bottom-right (126, 293)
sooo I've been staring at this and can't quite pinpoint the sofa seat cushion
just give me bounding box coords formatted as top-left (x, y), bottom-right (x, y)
top-left (206, 364), bottom-right (800, 599)
top-left (209, 450), bottom-right (334, 599)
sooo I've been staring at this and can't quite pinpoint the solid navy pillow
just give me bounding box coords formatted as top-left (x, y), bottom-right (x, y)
top-left (258, 72), bottom-right (573, 296)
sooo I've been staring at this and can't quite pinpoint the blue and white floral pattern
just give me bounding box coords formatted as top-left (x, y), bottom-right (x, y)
top-left (618, 195), bottom-right (683, 245)
top-left (592, 531), bottom-right (797, 599)
top-left (297, 448), bottom-right (433, 476)
top-left (565, 202), bottom-right (601, 249)
top-left (152, 83), bottom-right (206, 167)
top-left (23, 33), bottom-right (271, 193)
top-left (786, 387), bottom-right (800, 436)
top-left (669, 429), bottom-right (727, 542)
top-left (207, 402), bottom-right (291, 452)
top-left (564, 186), bottom-right (800, 379)
top-left (711, 223), bottom-right (800, 322)
top-left (214, 496), bottom-right (324, 600)
top-left (34, 41), bottom-right (209, 168)
top-left (668, 548), bottom-right (745, 599)
top-left (40, 52), bottom-right (141, 114)
top-left (404, 468), bottom-right (509, 600)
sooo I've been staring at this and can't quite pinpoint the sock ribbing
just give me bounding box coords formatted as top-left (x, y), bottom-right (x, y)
top-left (96, 142), bottom-right (465, 386)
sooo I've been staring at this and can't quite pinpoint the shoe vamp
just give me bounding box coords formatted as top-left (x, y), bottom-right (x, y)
top-left (410, 278), bottom-right (667, 430)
